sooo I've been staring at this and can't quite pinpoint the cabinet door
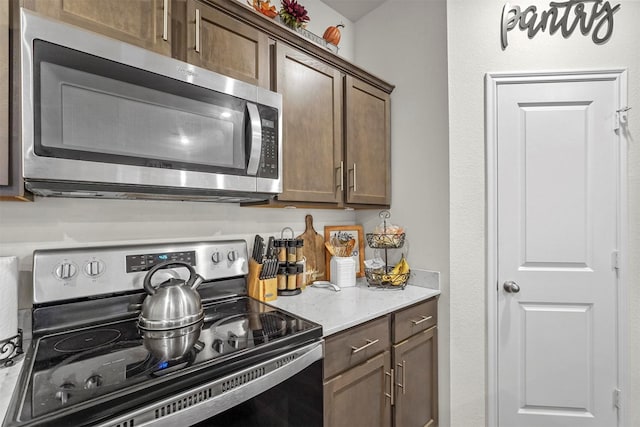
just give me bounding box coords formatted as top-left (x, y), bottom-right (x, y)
top-left (275, 43), bottom-right (343, 204)
top-left (324, 351), bottom-right (392, 427)
top-left (344, 76), bottom-right (391, 206)
top-left (23, 0), bottom-right (171, 56)
top-left (393, 327), bottom-right (438, 427)
top-left (0, 0), bottom-right (8, 186)
top-left (186, 0), bottom-right (269, 87)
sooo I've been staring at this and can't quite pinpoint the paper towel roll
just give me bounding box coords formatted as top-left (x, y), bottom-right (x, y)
top-left (0, 256), bottom-right (18, 341)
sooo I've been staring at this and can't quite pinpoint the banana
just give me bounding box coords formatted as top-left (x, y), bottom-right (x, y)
top-left (390, 260), bottom-right (402, 275)
top-left (385, 256), bottom-right (410, 286)
top-left (399, 257), bottom-right (410, 274)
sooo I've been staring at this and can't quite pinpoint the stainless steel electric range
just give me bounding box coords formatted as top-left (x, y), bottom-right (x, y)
top-left (3, 240), bottom-right (323, 427)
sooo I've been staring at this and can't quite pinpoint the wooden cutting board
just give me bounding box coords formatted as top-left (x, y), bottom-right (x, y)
top-left (296, 214), bottom-right (326, 281)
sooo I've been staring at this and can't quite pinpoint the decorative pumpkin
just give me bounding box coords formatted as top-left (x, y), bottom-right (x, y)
top-left (322, 24), bottom-right (344, 46)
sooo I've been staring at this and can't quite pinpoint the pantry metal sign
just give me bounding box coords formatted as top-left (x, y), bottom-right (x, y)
top-left (501, 0), bottom-right (621, 49)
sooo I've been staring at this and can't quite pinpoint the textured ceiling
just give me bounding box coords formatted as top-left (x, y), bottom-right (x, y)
top-left (321, 0), bottom-right (386, 22)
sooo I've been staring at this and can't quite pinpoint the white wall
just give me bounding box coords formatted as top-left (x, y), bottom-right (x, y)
top-left (236, 0), bottom-right (356, 60)
top-left (447, 1), bottom-right (640, 426)
top-left (0, 198), bottom-right (355, 307)
top-left (353, 1), bottom-right (450, 425)
top-left (302, 0), bottom-right (355, 61)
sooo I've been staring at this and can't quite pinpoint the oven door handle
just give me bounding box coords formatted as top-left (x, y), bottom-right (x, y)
top-left (246, 102), bottom-right (262, 176)
top-left (100, 340), bottom-right (324, 427)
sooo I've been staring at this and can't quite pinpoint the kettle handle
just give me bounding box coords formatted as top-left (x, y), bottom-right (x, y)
top-left (143, 261), bottom-right (198, 295)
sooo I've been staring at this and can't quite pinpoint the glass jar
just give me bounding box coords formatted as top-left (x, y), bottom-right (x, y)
top-left (287, 265), bottom-right (297, 290)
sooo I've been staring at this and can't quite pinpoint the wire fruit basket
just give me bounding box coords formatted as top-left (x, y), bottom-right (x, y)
top-left (365, 267), bottom-right (410, 288)
top-left (364, 211), bottom-right (409, 289)
top-left (365, 232), bottom-right (405, 249)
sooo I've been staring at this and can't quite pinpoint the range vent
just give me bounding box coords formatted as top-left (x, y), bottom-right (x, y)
top-left (154, 388), bottom-right (213, 419)
top-left (276, 353), bottom-right (297, 368)
top-left (221, 366), bottom-right (266, 392)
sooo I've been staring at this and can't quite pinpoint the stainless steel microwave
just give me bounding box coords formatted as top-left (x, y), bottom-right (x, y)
top-left (20, 9), bottom-right (282, 202)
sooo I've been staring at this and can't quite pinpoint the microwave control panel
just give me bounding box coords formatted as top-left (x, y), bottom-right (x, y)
top-left (258, 105), bottom-right (278, 179)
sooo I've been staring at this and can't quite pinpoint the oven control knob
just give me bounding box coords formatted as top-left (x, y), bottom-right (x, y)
top-left (55, 383), bottom-right (75, 405)
top-left (84, 375), bottom-right (103, 389)
top-left (211, 251), bottom-right (221, 264)
top-left (227, 250), bottom-right (238, 262)
top-left (83, 260), bottom-right (105, 277)
top-left (54, 262), bottom-right (77, 280)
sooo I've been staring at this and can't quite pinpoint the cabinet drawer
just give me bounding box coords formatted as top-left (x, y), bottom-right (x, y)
top-left (324, 316), bottom-right (389, 379)
top-left (393, 298), bottom-right (437, 343)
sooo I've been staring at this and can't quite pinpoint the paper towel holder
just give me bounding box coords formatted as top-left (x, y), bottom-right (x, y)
top-left (1, 329), bottom-right (23, 368)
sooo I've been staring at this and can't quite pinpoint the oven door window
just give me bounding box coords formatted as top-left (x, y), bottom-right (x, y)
top-left (34, 40), bottom-right (249, 176)
top-left (192, 360), bottom-right (323, 427)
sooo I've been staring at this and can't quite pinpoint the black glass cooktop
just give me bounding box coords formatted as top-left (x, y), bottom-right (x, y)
top-left (17, 297), bottom-right (321, 425)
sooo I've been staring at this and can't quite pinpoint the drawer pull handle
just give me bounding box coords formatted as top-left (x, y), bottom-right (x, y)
top-left (385, 369), bottom-right (394, 406)
top-left (411, 315), bottom-right (433, 325)
top-left (351, 338), bottom-right (379, 354)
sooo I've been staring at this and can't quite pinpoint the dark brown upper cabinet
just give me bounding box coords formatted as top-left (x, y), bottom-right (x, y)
top-left (344, 76), bottom-right (391, 206)
top-left (185, 0), bottom-right (269, 88)
top-left (23, 0), bottom-right (172, 56)
top-left (274, 43), bottom-right (343, 204)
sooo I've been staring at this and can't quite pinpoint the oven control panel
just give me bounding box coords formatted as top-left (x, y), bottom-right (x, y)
top-left (125, 251), bottom-right (196, 273)
top-left (32, 240), bottom-right (249, 304)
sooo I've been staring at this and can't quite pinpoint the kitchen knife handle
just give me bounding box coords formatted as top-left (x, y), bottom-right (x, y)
top-left (195, 8), bottom-right (200, 53)
top-left (350, 338), bottom-right (379, 354)
top-left (162, 0), bottom-right (169, 41)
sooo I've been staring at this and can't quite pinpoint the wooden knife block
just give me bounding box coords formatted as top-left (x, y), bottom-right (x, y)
top-left (248, 259), bottom-right (277, 302)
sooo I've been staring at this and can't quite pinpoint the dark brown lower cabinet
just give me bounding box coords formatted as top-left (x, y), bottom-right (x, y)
top-left (393, 327), bottom-right (438, 427)
top-left (323, 297), bottom-right (438, 427)
top-left (323, 351), bottom-right (392, 427)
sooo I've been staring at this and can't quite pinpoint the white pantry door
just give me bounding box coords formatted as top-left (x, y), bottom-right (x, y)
top-left (494, 72), bottom-right (623, 427)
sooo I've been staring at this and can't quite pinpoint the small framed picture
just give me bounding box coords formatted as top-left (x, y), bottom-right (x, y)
top-left (324, 225), bottom-right (365, 278)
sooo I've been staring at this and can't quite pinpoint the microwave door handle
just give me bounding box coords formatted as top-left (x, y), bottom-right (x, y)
top-left (246, 102), bottom-right (262, 176)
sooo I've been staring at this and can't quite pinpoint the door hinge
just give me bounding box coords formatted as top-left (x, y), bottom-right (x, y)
top-left (614, 388), bottom-right (621, 409)
top-left (611, 251), bottom-right (620, 272)
top-left (615, 107), bottom-right (631, 131)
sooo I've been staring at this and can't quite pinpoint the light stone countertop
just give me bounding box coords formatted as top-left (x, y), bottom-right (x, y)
top-left (1, 358), bottom-right (24, 425)
top-left (270, 279), bottom-right (440, 336)
top-left (0, 273), bottom-right (440, 421)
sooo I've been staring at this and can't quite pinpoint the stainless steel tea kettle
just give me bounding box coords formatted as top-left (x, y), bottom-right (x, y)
top-left (139, 261), bottom-right (204, 330)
